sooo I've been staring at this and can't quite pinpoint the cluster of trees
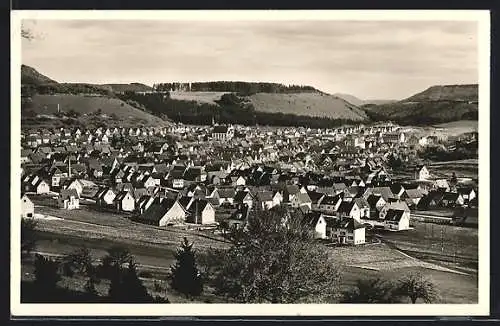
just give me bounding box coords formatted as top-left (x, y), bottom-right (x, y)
top-left (153, 81), bottom-right (318, 95)
top-left (21, 83), bottom-right (112, 97)
top-left (363, 101), bottom-right (478, 126)
top-left (341, 273), bottom-right (440, 304)
top-left (418, 142), bottom-right (478, 162)
top-left (118, 92), bottom-right (360, 128)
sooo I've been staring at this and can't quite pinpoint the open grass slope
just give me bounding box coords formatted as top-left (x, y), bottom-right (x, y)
top-left (362, 84), bottom-right (478, 125)
top-left (27, 94), bottom-right (168, 126)
top-left (169, 91), bottom-right (229, 105)
top-left (248, 92), bottom-right (369, 120)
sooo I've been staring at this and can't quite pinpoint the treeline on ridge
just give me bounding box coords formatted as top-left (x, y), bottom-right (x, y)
top-left (119, 92), bottom-right (357, 128)
top-left (153, 81), bottom-right (319, 95)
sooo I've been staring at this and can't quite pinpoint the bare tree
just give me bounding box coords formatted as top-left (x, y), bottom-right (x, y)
top-left (396, 272), bottom-right (440, 304)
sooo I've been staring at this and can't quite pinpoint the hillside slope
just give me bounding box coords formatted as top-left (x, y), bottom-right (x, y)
top-left (405, 84), bottom-right (478, 102)
top-left (362, 84), bottom-right (478, 125)
top-left (27, 94), bottom-right (168, 126)
top-left (21, 65), bottom-right (57, 85)
top-left (248, 92), bottom-right (369, 121)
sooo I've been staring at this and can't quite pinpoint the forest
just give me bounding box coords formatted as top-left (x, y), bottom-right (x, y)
top-left (118, 92), bottom-right (358, 128)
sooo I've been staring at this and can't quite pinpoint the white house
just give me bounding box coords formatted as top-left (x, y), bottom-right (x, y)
top-left (187, 199), bottom-right (216, 225)
top-left (96, 188), bottom-right (117, 206)
top-left (417, 166), bottom-right (430, 181)
top-left (302, 213), bottom-right (327, 239)
top-left (21, 194), bottom-right (34, 218)
top-left (139, 198), bottom-right (187, 226)
top-left (384, 209), bottom-right (411, 231)
top-left (58, 189), bottom-right (80, 210)
top-left (114, 190), bottom-right (135, 212)
top-left (328, 217), bottom-right (366, 245)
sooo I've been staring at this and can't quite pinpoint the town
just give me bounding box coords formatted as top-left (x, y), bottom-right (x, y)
top-left (20, 121), bottom-right (478, 246)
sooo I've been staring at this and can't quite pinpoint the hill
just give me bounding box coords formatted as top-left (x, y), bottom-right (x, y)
top-left (362, 84), bottom-right (478, 125)
top-left (248, 92), bottom-right (369, 121)
top-left (21, 64), bottom-right (57, 85)
top-left (334, 93), bottom-right (396, 106)
top-left (405, 84), bottom-right (478, 102)
top-left (21, 65), bottom-right (169, 128)
top-left (22, 94), bottom-right (169, 128)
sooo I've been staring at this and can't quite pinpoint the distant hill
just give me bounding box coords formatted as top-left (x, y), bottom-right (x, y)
top-left (21, 65), bottom-right (169, 128)
top-left (405, 84), bottom-right (478, 102)
top-left (248, 92), bottom-right (368, 121)
top-left (21, 64), bottom-right (57, 85)
top-left (361, 84), bottom-right (478, 125)
top-left (334, 93), bottom-right (396, 106)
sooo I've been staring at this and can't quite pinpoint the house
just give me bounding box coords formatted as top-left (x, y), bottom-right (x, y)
top-left (457, 187), bottom-right (476, 203)
top-left (336, 200), bottom-right (365, 221)
top-left (136, 195), bottom-right (156, 214)
top-left (227, 204), bottom-right (251, 229)
top-left (307, 191), bottom-right (325, 210)
top-left (230, 175), bottom-right (247, 186)
top-left (212, 125), bottom-right (234, 141)
top-left (137, 198), bottom-right (187, 226)
top-left (378, 201), bottom-right (410, 222)
top-left (186, 199), bottom-right (216, 224)
top-left (215, 188), bottom-right (236, 206)
top-left (234, 190), bottom-right (254, 208)
top-left (58, 189), bottom-right (80, 210)
top-left (21, 194), bottom-right (34, 218)
top-left (384, 209), bottom-right (411, 231)
top-left (327, 217), bottom-right (366, 245)
top-left (301, 212), bottom-right (327, 239)
top-left (96, 187), bottom-right (117, 206)
top-left (67, 179), bottom-right (98, 198)
top-left (366, 194), bottom-right (386, 217)
top-left (291, 192), bottom-right (312, 209)
top-left (441, 192), bottom-right (465, 207)
top-left (416, 165), bottom-right (430, 181)
top-left (255, 191), bottom-right (276, 210)
top-left (114, 190), bottom-right (135, 212)
top-left (401, 189), bottom-right (424, 206)
top-left (317, 194), bottom-right (342, 213)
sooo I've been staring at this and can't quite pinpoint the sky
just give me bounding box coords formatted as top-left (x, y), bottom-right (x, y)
top-left (21, 19), bottom-right (478, 100)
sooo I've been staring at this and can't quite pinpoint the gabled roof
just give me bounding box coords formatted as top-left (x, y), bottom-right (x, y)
top-left (329, 217), bottom-right (365, 230)
top-left (337, 201), bottom-right (356, 214)
top-left (384, 209), bottom-right (406, 222)
top-left (256, 191), bottom-right (274, 202)
top-left (60, 188), bottom-right (79, 199)
top-left (367, 194), bottom-right (383, 208)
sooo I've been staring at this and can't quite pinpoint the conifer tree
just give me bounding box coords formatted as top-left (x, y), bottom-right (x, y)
top-left (169, 237), bottom-right (203, 298)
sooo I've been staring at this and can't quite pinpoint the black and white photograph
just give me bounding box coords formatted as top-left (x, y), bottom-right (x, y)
top-left (11, 10), bottom-right (490, 316)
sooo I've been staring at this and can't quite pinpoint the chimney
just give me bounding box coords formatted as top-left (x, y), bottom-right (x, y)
top-left (68, 158), bottom-right (72, 178)
top-left (57, 103), bottom-right (60, 113)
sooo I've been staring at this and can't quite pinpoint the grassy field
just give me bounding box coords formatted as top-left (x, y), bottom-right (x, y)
top-left (340, 266), bottom-right (477, 303)
top-left (25, 94), bottom-right (168, 127)
top-left (433, 120), bottom-right (478, 135)
top-left (169, 91), bottom-right (229, 105)
top-left (248, 92), bottom-right (369, 120)
top-left (375, 221), bottom-right (478, 269)
top-left (35, 205), bottom-right (229, 250)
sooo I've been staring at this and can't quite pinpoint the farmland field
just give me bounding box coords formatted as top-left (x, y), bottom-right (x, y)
top-left (169, 91), bottom-right (229, 104)
top-left (375, 221), bottom-right (478, 270)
